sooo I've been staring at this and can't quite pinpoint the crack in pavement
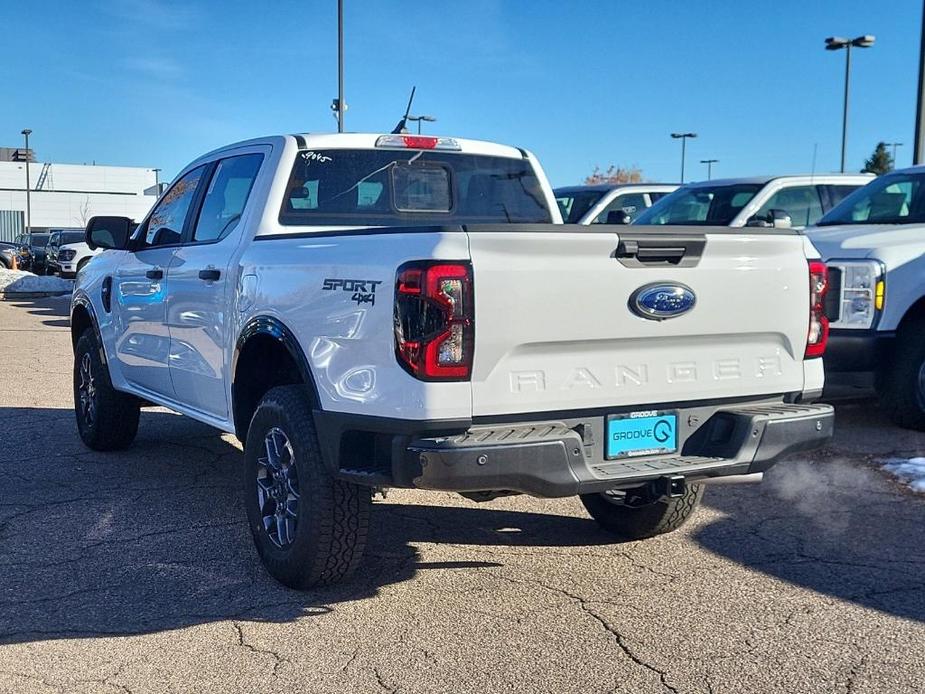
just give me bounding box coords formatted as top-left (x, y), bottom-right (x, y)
top-left (232, 621), bottom-right (287, 679)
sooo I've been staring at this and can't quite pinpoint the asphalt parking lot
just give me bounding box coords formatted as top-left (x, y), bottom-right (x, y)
top-left (1, 297), bottom-right (924, 694)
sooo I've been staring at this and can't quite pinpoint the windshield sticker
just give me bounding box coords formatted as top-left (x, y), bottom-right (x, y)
top-left (301, 151), bottom-right (333, 164)
top-left (322, 278), bottom-right (383, 306)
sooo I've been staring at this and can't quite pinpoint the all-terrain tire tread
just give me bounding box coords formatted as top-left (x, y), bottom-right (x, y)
top-left (580, 483), bottom-right (705, 540)
top-left (878, 316), bottom-right (925, 431)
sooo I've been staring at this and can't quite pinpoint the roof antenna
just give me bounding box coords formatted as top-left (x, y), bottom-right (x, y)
top-left (391, 86), bottom-right (416, 134)
top-left (810, 142), bottom-right (818, 183)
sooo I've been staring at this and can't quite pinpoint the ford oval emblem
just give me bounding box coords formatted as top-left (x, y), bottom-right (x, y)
top-left (629, 282), bottom-right (696, 320)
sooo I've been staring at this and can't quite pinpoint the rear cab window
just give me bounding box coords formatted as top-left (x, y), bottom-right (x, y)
top-left (279, 149), bottom-right (552, 226)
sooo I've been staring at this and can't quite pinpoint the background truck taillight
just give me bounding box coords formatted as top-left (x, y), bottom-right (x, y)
top-left (806, 260), bottom-right (829, 358)
top-left (395, 261), bottom-right (474, 380)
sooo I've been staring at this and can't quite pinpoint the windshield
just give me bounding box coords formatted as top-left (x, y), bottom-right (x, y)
top-left (60, 232), bottom-right (85, 245)
top-left (817, 172), bottom-right (925, 226)
top-left (555, 190), bottom-right (606, 223)
top-left (31, 234), bottom-right (50, 247)
top-left (280, 149), bottom-right (551, 226)
top-left (634, 183), bottom-right (763, 226)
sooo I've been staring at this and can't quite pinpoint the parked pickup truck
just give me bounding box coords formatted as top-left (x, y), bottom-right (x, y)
top-left (70, 133), bottom-right (834, 589)
top-left (555, 183), bottom-right (678, 224)
top-left (807, 166), bottom-right (925, 430)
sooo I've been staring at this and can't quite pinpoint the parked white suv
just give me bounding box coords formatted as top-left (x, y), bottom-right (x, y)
top-left (70, 132), bottom-right (834, 589)
top-left (555, 183), bottom-right (678, 224)
top-left (807, 166), bottom-right (925, 430)
top-left (634, 174), bottom-right (873, 229)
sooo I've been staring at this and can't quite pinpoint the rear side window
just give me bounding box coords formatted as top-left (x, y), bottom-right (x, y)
top-left (592, 192), bottom-right (649, 223)
top-left (280, 149), bottom-right (551, 225)
top-left (192, 154), bottom-right (263, 242)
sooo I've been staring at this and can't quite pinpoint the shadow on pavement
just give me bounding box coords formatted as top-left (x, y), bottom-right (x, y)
top-left (0, 406), bottom-right (611, 646)
top-left (695, 457), bottom-right (925, 624)
top-left (9, 295), bottom-right (71, 329)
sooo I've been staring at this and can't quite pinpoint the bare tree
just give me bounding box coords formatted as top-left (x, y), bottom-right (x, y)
top-left (584, 165), bottom-right (644, 185)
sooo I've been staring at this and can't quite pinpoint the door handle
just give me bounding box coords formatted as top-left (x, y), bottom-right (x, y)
top-left (145, 268), bottom-right (163, 280)
top-left (198, 269), bottom-right (221, 281)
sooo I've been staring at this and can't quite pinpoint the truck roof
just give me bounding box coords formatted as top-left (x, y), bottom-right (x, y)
top-left (684, 173), bottom-right (874, 187)
top-left (194, 132), bottom-right (529, 164)
top-left (554, 182), bottom-right (679, 194)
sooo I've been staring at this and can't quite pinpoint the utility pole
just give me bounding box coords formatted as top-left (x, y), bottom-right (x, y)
top-left (700, 159), bottom-right (718, 180)
top-left (21, 129), bottom-right (32, 236)
top-left (337, 0), bottom-right (344, 133)
top-left (916, 0), bottom-right (925, 164)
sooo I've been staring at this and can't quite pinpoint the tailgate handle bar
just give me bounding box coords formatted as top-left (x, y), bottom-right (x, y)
top-left (614, 234), bottom-right (706, 268)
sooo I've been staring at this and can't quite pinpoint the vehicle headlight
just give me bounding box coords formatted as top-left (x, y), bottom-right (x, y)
top-left (827, 260), bottom-right (885, 330)
top-left (59, 249), bottom-right (76, 261)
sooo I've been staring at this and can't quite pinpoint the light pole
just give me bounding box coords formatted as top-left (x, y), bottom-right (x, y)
top-left (700, 158), bottom-right (718, 180)
top-left (885, 142), bottom-right (903, 167)
top-left (825, 35), bottom-right (875, 173)
top-left (407, 115), bottom-right (436, 134)
top-left (21, 129), bottom-right (32, 236)
top-left (671, 132), bottom-right (697, 183)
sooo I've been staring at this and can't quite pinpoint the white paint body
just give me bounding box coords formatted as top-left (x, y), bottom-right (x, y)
top-left (56, 241), bottom-right (102, 276)
top-left (74, 134), bottom-right (824, 436)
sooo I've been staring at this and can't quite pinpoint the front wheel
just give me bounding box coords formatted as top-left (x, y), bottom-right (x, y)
top-left (243, 385), bottom-right (371, 589)
top-left (74, 329), bottom-right (140, 450)
top-left (878, 317), bottom-right (925, 431)
top-left (581, 483), bottom-right (705, 540)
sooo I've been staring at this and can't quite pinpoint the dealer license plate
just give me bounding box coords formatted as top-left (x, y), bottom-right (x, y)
top-left (606, 410), bottom-right (678, 460)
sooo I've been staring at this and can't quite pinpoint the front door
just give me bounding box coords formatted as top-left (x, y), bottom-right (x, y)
top-left (111, 165), bottom-right (208, 399)
top-left (167, 151), bottom-right (265, 418)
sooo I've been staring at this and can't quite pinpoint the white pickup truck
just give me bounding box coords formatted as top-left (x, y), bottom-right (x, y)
top-left (807, 166), bottom-right (925, 430)
top-left (71, 133), bottom-right (834, 589)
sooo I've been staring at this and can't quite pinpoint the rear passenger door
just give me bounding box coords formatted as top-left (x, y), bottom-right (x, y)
top-left (166, 149), bottom-right (266, 420)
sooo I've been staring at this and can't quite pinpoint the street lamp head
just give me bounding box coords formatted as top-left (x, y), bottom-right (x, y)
top-left (671, 132), bottom-right (697, 139)
top-left (825, 36), bottom-right (849, 50)
top-left (21, 128), bottom-right (32, 136)
top-left (852, 35), bottom-right (875, 48)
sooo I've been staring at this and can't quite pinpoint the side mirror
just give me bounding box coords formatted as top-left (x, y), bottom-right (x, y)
top-left (769, 209), bottom-right (792, 229)
top-left (606, 209), bottom-right (632, 225)
top-left (86, 216), bottom-right (133, 251)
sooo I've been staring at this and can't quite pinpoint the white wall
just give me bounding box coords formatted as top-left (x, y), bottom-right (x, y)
top-left (0, 161), bottom-right (158, 228)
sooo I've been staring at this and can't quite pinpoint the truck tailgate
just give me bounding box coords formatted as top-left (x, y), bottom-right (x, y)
top-left (466, 226), bottom-right (809, 417)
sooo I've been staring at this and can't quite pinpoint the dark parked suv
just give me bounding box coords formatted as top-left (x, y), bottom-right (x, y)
top-left (15, 232), bottom-right (51, 274)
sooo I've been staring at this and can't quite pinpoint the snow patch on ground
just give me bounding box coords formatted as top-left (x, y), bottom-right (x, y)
top-left (881, 457), bottom-right (925, 493)
top-left (0, 269), bottom-right (73, 294)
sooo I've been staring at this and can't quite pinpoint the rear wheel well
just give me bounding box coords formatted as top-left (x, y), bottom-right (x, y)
top-left (232, 334), bottom-right (313, 443)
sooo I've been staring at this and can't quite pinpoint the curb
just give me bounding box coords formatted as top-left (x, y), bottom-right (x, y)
top-left (0, 291), bottom-right (72, 301)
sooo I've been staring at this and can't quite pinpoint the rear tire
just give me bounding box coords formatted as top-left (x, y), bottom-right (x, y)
top-left (243, 385), bottom-right (371, 589)
top-left (879, 316), bottom-right (925, 431)
top-left (581, 483), bottom-right (705, 540)
top-left (74, 329), bottom-right (140, 451)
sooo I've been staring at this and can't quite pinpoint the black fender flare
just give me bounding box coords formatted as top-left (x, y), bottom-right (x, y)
top-left (232, 315), bottom-right (322, 432)
top-left (70, 293), bottom-right (106, 362)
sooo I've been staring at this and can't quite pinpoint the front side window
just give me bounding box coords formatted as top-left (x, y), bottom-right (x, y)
top-left (281, 149), bottom-right (551, 226)
top-left (555, 190), bottom-right (606, 223)
top-left (592, 192), bottom-right (649, 223)
top-left (192, 154), bottom-right (263, 242)
top-left (818, 172), bottom-right (925, 226)
top-left (141, 166), bottom-right (206, 247)
top-left (634, 184), bottom-right (763, 226)
top-left (753, 185), bottom-right (824, 228)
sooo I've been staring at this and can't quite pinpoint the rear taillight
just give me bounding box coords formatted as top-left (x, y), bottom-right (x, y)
top-left (806, 260), bottom-right (829, 358)
top-left (395, 261), bottom-right (474, 380)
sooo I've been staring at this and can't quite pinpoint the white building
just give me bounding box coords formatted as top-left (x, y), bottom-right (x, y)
top-left (0, 157), bottom-right (159, 237)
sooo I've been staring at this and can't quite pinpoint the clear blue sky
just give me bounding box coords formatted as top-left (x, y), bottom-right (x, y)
top-left (2, 0), bottom-right (921, 185)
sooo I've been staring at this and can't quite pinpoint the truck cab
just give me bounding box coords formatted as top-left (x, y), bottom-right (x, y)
top-left (807, 166), bottom-right (925, 430)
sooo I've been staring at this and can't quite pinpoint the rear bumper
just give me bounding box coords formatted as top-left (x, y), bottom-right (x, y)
top-left (316, 401), bottom-right (834, 497)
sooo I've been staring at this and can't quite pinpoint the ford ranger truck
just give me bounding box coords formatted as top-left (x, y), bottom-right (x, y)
top-left (70, 133), bottom-right (834, 589)
top-left (808, 165), bottom-right (925, 430)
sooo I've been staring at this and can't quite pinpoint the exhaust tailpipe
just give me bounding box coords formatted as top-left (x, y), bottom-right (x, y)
top-left (700, 472), bottom-right (764, 486)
